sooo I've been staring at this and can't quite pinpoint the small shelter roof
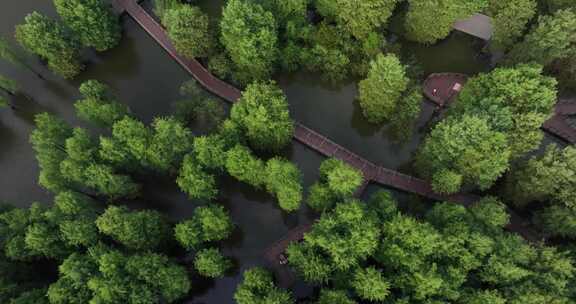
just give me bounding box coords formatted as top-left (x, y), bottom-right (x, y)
top-left (453, 13), bottom-right (493, 40)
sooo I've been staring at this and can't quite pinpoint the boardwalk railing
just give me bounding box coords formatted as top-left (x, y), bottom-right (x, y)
top-left (116, 0), bottom-right (539, 243)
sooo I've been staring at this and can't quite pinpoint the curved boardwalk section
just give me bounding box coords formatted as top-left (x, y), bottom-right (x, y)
top-left (424, 73), bottom-right (576, 144)
top-left (116, 0), bottom-right (539, 247)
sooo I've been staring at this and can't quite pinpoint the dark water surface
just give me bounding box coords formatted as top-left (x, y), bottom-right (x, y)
top-left (0, 1), bottom-right (495, 303)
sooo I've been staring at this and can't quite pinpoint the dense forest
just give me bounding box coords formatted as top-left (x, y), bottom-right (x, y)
top-left (1, 0), bottom-right (576, 303)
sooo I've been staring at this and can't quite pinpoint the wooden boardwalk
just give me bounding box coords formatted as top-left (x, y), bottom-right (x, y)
top-left (116, 0), bottom-right (540, 254)
top-left (424, 73), bottom-right (576, 144)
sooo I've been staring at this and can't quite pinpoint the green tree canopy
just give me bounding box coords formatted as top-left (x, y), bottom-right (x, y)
top-left (15, 12), bottom-right (83, 78)
top-left (315, 0), bottom-right (399, 39)
top-left (451, 64), bottom-right (557, 156)
top-left (220, 0), bottom-right (278, 84)
top-left (194, 248), bottom-right (232, 278)
top-left (416, 115), bottom-right (510, 193)
top-left (163, 4), bottom-right (213, 58)
top-left (225, 144), bottom-right (266, 188)
top-left (405, 0), bottom-right (488, 44)
top-left (507, 9), bottom-right (576, 66)
top-left (358, 53), bottom-right (409, 124)
top-left (53, 0), bottom-right (121, 51)
top-left (174, 204), bottom-right (233, 250)
top-left (265, 157), bottom-right (303, 212)
top-left (487, 0), bottom-right (537, 50)
top-left (75, 80), bottom-right (129, 128)
top-left (351, 267), bottom-right (390, 301)
top-left (177, 154), bottom-right (218, 201)
top-left (231, 82), bottom-right (294, 151)
top-left (234, 267), bottom-right (294, 304)
top-left (95, 206), bottom-right (171, 250)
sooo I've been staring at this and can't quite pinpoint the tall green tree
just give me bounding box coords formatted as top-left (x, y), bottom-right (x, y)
top-left (234, 267), bottom-right (294, 304)
top-left (163, 4), bottom-right (213, 58)
top-left (315, 0), bottom-right (399, 39)
top-left (288, 201), bottom-right (380, 276)
top-left (450, 64), bottom-right (557, 156)
top-left (95, 206), bottom-right (171, 250)
top-left (194, 248), bottom-right (232, 278)
top-left (265, 157), bottom-right (303, 212)
top-left (358, 53), bottom-right (409, 124)
top-left (15, 12), bottom-right (83, 78)
top-left (225, 144), bottom-right (266, 188)
top-left (231, 82), bottom-right (294, 151)
top-left (405, 0), bottom-right (488, 44)
top-left (416, 115), bottom-right (510, 193)
top-left (30, 113), bottom-right (74, 193)
top-left (174, 204), bottom-right (233, 250)
top-left (75, 80), bottom-right (129, 128)
top-left (220, 0), bottom-right (278, 84)
top-left (487, 0), bottom-right (537, 51)
top-left (177, 154), bottom-right (218, 201)
top-left (53, 0), bottom-right (121, 51)
top-left (307, 158), bottom-right (364, 211)
top-left (507, 9), bottom-right (576, 66)
top-left (351, 267), bottom-right (390, 301)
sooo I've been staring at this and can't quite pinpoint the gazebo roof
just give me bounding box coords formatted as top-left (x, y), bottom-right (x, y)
top-left (453, 13), bottom-right (493, 41)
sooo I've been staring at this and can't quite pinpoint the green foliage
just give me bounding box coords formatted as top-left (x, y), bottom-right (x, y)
top-left (174, 204), bottom-right (233, 250)
top-left (507, 9), bottom-right (576, 66)
top-left (265, 157), bottom-right (303, 212)
top-left (358, 53), bottom-right (409, 124)
top-left (291, 201), bottom-right (380, 274)
top-left (316, 289), bottom-right (356, 304)
top-left (487, 0), bottom-right (537, 50)
top-left (95, 206), bottom-right (171, 250)
top-left (177, 154), bottom-right (218, 201)
top-left (194, 248), bottom-right (232, 278)
top-left (234, 267), bottom-right (294, 304)
top-left (15, 12), bottom-right (83, 78)
top-left (231, 82), bottom-right (294, 151)
top-left (321, 158), bottom-right (364, 198)
top-left (536, 205), bottom-right (576, 238)
top-left (221, 0), bottom-right (278, 84)
top-left (30, 113), bottom-right (73, 193)
top-left (405, 0), bottom-right (488, 44)
top-left (163, 4), bottom-right (213, 58)
top-left (53, 0), bottom-right (121, 51)
top-left (416, 115), bottom-right (510, 193)
top-left (389, 85), bottom-right (423, 141)
top-left (451, 64), bottom-right (557, 157)
top-left (542, 0), bottom-right (576, 12)
top-left (60, 128), bottom-right (140, 198)
top-left (507, 145), bottom-right (576, 208)
top-left (315, 0), bottom-right (399, 39)
top-left (193, 135), bottom-right (228, 171)
top-left (225, 145), bottom-right (266, 188)
top-left (307, 183), bottom-right (334, 212)
top-left (351, 267), bottom-right (390, 301)
top-left (174, 80), bottom-right (225, 130)
top-left (100, 116), bottom-right (193, 173)
top-left (75, 80), bottom-right (129, 128)
top-left (432, 169), bottom-right (463, 195)
top-left (50, 248), bottom-right (191, 304)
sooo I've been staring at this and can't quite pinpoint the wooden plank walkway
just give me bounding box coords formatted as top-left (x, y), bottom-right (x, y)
top-left (116, 0), bottom-right (540, 250)
top-left (424, 73), bottom-right (576, 144)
